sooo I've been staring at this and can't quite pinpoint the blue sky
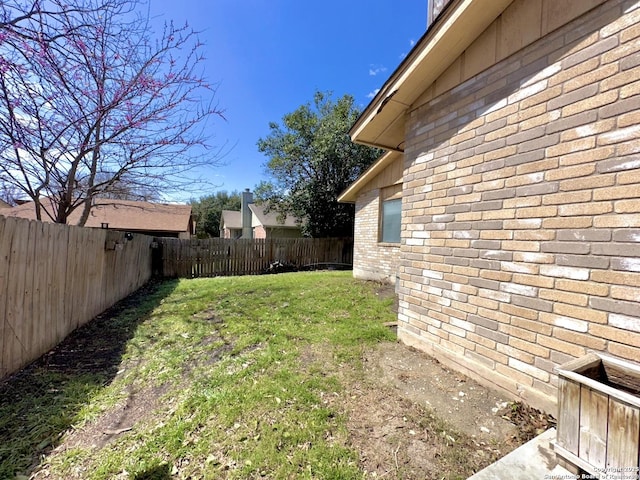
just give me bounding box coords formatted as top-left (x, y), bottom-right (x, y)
top-left (147, 1), bottom-right (427, 200)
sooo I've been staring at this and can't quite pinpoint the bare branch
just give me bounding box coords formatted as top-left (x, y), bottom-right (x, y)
top-left (0, 0), bottom-right (225, 224)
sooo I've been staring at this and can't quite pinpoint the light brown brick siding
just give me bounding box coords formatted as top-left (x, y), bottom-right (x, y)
top-left (354, 188), bottom-right (401, 284)
top-left (399, 0), bottom-right (640, 412)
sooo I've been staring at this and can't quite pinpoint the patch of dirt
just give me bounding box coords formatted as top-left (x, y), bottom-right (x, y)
top-left (334, 342), bottom-right (522, 479)
top-left (62, 381), bottom-right (170, 453)
top-left (367, 342), bottom-right (518, 442)
top-left (373, 281), bottom-right (399, 313)
top-left (31, 377), bottom-right (176, 479)
top-left (0, 280), bottom-right (178, 480)
top-left (345, 386), bottom-right (443, 478)
top-left (300, 335), bottom-right (551, 479)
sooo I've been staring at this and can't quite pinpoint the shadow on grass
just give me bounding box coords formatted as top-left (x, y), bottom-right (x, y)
top-left (0, 279), bottom-right (179, 479)
top-left (132, 462), bottom-right (172, 480)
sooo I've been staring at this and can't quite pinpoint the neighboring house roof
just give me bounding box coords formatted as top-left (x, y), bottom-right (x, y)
top-left (220, 209), bottom-right (242, 229)
top-left (338, 150), bottom-right (403, 203)
top-left (1, 198), bottom-right (193, 234)
top-left (248, 204), bottom-right (300, 229)
top-left (349, 0), bottom-right (513, 150)
top-left (0, 199), bottom-right (10, 209)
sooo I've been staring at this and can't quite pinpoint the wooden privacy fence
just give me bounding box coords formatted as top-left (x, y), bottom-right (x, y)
top-left (158, 237), bottom-right (354, 278)
top-left (0, 215), bottom-right (153, 379)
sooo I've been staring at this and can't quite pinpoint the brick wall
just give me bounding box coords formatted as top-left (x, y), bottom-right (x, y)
top-left (354, 188), bottom-right (401, 284)
top-left (399, 0), bottom-right (640, 412)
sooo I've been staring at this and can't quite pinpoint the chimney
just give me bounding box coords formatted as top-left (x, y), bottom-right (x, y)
top-left (241, 188), bottom-right (253, 239)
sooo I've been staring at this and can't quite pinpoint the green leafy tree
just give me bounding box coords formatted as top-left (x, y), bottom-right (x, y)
top-left (256, 91), bottom-right (381, 237)
top-left (190, 190), bottom-right (241, 238)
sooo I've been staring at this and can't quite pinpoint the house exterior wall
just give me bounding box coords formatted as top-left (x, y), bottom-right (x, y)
top-left (267, 228), bottom-right (303, 239)
top-left (222, 227), bottom-right (242, 239)
top-left (398, 0), bottom-right (640, 412)
top-left (254, 224), bottom-right (267, 239)
top-left (352, 155), bottom-right (404, 284)
top-left (252, 225), bottom-right (303, 239)
top-left (354, 188), bottom-right (402, 284)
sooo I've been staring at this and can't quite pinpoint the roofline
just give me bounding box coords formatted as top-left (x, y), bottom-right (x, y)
top-left (337, 150), bottom-right (402, 203)
top-left (349, 0), bottom-right (514, 147)
top-left (349, 0), bottom-right (454, 142)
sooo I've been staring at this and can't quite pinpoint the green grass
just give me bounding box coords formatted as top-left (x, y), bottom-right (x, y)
top-left (1, 271), bottom-right (397, 479)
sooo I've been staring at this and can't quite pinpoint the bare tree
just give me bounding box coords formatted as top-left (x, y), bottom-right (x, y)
top-left (0, 0), bottom-right (224, 224)
top-left (0, 181), bottom-right (20, 206)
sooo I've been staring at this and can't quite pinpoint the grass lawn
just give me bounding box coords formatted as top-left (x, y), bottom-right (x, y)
top-left (1, 271), bottom-right (399, 479)
top-left (1, 271), bottom-right (530, 479)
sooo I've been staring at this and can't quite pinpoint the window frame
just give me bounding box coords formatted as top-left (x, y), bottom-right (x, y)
top-left (379, 184), bottom-right (402, 244)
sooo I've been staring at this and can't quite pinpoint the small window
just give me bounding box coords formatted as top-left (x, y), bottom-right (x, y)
top-left (380, 184), bottom-right (402, 244)
top-left (381, 199), bottom-right (401, 243)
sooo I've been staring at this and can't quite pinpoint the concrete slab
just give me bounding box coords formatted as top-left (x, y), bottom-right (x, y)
top-left (468, 428), bottom-right (575, 480)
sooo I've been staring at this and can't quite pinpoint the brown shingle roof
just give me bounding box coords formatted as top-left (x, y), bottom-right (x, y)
top-left (221, 209), bottom-right (242, 229)
top-left (1, 198), bottom-right (192, 233)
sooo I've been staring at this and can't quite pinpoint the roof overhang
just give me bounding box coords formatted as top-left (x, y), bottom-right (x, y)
top-left (350, 0), bottom-right (514, 150)
top-left (338, 150), bottom-right (402, 203)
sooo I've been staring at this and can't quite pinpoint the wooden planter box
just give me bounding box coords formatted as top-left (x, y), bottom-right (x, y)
top-left (555, 353), bottom-right (640, 477)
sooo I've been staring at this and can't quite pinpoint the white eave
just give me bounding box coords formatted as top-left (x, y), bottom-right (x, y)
top-left (350, 0), bottom-right (514, 150)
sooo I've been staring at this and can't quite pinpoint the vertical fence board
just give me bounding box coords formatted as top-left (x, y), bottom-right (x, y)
top-left (39, 222), bottom-right (54, 355)
top-left (52, 223), bottom-right (69, 346)
top-left (2, 218), bottom-right (16, 375)
top-left (75, 227), bottom-right (88, 327)
top-left (0, 217), bottom-right (12, 377)
top-left (23, 221), bottom-right (37, 367)
top-left (64, 226), bottom-right (78, 332)
top-left (32, 222), bottom-right (45, 360)
top-left (5, 218), bottom-right (28, 375)
top-left (88, 228), bottom-right (105, 319)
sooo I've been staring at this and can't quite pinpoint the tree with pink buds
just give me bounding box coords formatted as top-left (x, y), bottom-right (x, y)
top-left (0, 0), bottom-right (225, 224)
